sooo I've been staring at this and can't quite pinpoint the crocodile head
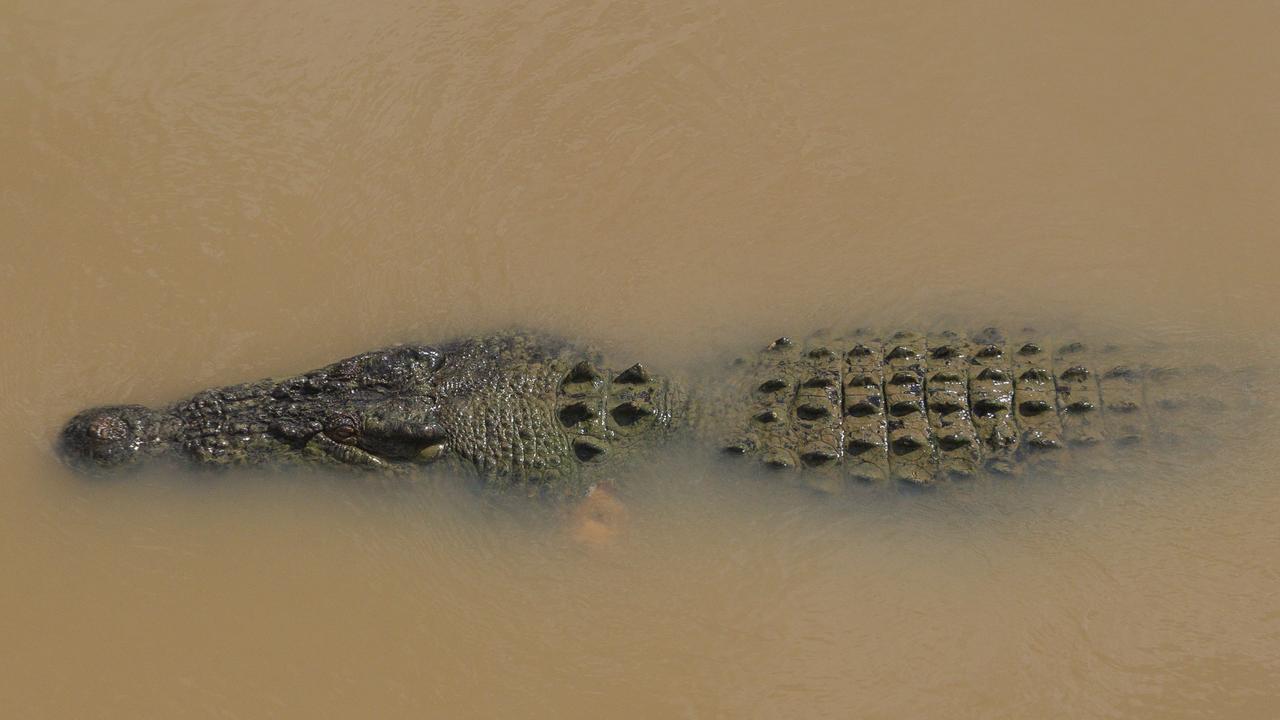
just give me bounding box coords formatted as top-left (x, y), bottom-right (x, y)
top-left (59, 335), bottom-right (681, 491)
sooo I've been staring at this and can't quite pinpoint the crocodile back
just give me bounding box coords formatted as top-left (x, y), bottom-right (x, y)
top-left (708, 328), bottom-right (1267, 487)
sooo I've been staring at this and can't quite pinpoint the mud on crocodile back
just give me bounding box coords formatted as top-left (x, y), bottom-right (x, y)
top-left (707, 328), bottom-right (1267, 488)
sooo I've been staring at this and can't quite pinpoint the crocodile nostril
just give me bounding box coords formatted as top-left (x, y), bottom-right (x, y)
top-left (59, 404), bottom-right (172, 472)
top-left (87, 415), bottom-right (129, 443)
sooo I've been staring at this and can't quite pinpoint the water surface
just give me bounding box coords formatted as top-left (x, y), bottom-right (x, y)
top-left (3, 1), bottom-right (1278, 717)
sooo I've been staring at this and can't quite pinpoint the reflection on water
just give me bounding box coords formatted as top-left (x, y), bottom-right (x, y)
top-left (2, 0), bottom-right (1278, 717)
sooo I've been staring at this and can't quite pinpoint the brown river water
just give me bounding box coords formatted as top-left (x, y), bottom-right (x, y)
top-left (3, 2), bottom-right (1279, 717)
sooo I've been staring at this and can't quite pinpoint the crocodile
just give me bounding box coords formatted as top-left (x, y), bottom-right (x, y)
top-left (58, 329), bottom-right (1253, 496)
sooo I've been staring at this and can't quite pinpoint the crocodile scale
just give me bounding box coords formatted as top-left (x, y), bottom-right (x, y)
top-left (709, 329), bottom-right (1230, 485)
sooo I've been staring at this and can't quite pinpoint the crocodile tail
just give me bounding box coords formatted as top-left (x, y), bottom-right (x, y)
top-left (716, 328), bottom-right (1272, 488)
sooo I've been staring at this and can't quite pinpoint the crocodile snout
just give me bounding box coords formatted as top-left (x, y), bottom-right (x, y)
top-left (59, 404), bottom-right (173, 472)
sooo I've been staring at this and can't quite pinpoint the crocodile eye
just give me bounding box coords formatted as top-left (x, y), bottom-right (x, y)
top-left (325, 416), bottom-right (359, 444)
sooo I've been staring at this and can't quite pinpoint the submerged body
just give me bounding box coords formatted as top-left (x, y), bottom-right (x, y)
top-left (59, 329), bottom-right (1244, 494)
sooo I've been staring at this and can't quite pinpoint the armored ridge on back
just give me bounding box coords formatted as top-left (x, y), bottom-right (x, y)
top-left (58, 329), bottom-right (1253, 495)
top-left (700, 328), bottom-right (1240, 489)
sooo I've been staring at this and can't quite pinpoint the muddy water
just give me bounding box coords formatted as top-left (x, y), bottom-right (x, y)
top-left (3, 1), bottom-right (1279, 717)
